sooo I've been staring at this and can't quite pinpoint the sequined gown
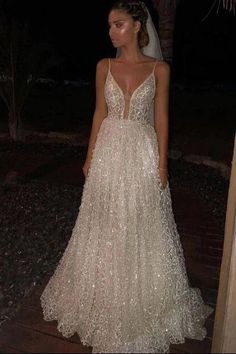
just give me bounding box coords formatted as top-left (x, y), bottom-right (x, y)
top-left (40, 59), bottom-right (213, 353)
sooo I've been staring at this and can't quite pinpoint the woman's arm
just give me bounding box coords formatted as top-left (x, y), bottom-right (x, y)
top-left (154, 61), bottom-right (170, 170)
top-left (153, 61), bottom-right (170, 188)
top-left (85, 58), bottom-right (108, 163)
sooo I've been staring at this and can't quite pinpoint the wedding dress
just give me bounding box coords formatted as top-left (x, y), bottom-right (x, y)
top-left (40, 58), bottom-right (213, 353)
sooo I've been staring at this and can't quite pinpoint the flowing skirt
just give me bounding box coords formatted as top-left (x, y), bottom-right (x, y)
top-left (40, 116), bottom-right (213, 353)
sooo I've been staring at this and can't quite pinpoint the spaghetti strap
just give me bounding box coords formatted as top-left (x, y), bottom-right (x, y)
top-left (108, 58), bottom-right (111, 72)
top-left (152, 59), bottom-right (158, 73)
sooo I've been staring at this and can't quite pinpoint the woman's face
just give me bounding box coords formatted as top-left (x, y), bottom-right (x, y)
top-left (108, 9), bottom-right (140, 48)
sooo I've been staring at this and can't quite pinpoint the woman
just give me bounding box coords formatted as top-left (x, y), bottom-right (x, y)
top-left (40, 1), bottom-right (213, 352)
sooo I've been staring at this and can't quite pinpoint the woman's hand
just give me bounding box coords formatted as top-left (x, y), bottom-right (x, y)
top-left (82, 158), bottom-right (91, 178)
top-left (159, 167), bottom-right (168, 189)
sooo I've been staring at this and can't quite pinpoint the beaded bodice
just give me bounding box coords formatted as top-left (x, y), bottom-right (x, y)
top-left (104, 59), bottom-right (156, 125)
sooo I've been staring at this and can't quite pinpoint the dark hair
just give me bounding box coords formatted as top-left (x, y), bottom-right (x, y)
top-left (110, 0), bottom-right (149, 48)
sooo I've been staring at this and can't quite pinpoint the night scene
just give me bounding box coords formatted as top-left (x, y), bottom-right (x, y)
top-left (0, 0), bottom-right (236, 353)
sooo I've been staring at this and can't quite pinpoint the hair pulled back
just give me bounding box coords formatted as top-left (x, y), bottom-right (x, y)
top-left (110, 0), bottom-right (149, 48)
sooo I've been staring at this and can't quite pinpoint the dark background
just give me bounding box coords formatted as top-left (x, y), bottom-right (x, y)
top-left (2, 0), bottom-right (236, 85)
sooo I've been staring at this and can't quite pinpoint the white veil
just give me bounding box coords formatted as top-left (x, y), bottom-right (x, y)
top-left (142, 8), bottom-right (163, 61)
top-left (143, 8), bottom-right (163, 127)
top-left (116, 5), bottom-right (163, 127)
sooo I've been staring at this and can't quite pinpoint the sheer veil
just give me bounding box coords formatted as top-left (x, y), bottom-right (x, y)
top-left (142, 8), bottom-right (163, 61)
top-left (143, 8), bottom-right (163, 126)
top-left (116, 5), bottom-right (163, 127)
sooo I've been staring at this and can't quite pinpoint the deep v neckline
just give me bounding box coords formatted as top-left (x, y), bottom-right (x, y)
top-left (108, 71), bottom-right (155, 101)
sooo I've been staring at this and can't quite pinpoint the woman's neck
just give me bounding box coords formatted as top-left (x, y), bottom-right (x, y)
top-left (117, 45), bottom-right (144, 63)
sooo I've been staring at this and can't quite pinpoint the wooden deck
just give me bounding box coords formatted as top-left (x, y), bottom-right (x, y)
top-left (0, 184), bottom-right (221, 353)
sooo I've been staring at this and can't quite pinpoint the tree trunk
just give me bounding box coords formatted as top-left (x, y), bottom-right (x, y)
top-left (8, 108), bottom-right (23, 141)
top-left (9, 39), bottom-right (24, 141)
top-left (152, 0), bottom-right (178, 64)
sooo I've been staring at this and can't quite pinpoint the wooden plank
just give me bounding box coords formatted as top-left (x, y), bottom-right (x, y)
top-left (12, 306), bottom-right (84, 346)
top-left (13, 307), bottom-right (67, 337)
top-left (170, 346), bottom-right (187, 353)
top-left (20, 292), bottom-right (44, 312)
top-left (205, 320), bottom-right (214, 339)
top-left (2, 304), bottom-right (214, 353)
top-left (0, 322), bottom-right (92, 353)
top-left (171, 337), bottom-right (212, 353)
top-left (201, 288), bottom-right (218, 306)
top-left (0, 344), bottom-right (24, 353)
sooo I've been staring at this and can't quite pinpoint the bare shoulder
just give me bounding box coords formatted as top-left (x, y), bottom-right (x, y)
top-left (96, 58), bottom-right (110, 74)
top-left (155, 60), bottom-right (170, 79)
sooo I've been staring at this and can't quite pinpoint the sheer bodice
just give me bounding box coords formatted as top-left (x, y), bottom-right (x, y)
top-left (105, 59), bottom-right (156, 124)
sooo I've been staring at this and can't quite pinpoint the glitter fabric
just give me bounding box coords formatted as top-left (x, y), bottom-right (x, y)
top-left (40, 59), bottom-right (213, 353)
